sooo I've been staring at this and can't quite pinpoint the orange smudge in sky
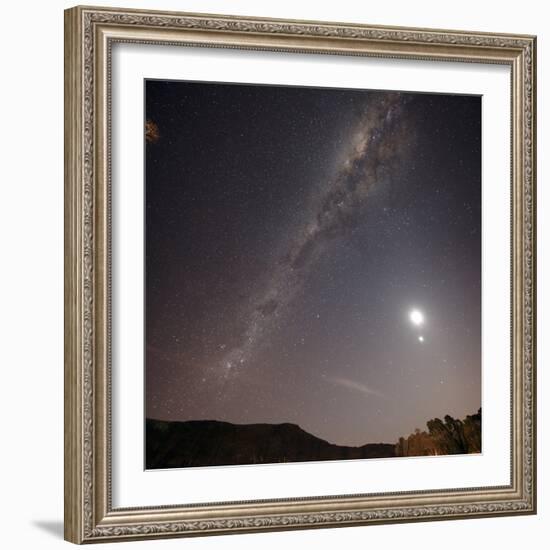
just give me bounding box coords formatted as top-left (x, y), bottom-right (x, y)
top-left (145, 119), bottom-right (160, 143)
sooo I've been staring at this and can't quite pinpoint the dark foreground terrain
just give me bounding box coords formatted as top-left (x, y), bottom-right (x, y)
top-left (146, 419), bottom-right (396, 469)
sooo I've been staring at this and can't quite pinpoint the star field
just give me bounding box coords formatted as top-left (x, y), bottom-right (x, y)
top-left (145, 80), bottom-right (481, 446)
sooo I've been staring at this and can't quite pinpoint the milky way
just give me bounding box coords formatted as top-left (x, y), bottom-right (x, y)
top-left (217, 93), bottom-right (414, 380)
top-left (145, 80), bottom-right (481, 446)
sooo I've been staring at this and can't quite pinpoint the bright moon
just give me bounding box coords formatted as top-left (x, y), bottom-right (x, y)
top-left (409, 309), bottom-right (424, 326)
top-left (418, 335), bottom-right (424, 342)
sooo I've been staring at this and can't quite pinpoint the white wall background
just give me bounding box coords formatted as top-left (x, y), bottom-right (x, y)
top-left (0, 1), bottom-right (546, 548)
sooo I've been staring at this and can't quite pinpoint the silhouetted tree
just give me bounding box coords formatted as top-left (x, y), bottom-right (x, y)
top-left (427, 415), bottom-right (468, 454)
top-left (395, 409), bottom-right (481, 457)
top-left (463, 408), bottom-right (482, 453)
top-left (396, 436), bottom-right (408, 456)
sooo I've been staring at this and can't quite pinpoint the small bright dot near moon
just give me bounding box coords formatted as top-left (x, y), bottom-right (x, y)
top-left (418, 336), bottom-right (424, 342)
top-left (409, 309), bottom-right (424, 326)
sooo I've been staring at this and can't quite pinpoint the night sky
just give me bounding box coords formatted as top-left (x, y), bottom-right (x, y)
top-left (145, 80), bottom-right (481, 447)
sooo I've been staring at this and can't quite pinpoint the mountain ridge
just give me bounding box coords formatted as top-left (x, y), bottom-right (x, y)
top-left (146, 418), bottom-right (396, 469)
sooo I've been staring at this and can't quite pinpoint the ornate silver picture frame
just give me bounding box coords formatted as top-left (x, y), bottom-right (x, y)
top-left (64, 5), bottom-right (536, 543)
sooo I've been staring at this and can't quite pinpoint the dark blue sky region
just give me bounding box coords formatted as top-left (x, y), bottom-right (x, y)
top-left (145, 80), bottom-right (481, 446)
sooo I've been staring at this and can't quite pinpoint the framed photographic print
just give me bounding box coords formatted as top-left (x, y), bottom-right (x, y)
top-left (64, 5), bottom-right (537, 544)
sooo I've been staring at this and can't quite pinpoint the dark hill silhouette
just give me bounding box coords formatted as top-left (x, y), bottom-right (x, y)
top-left (146, 418), bottom-right (395, 469)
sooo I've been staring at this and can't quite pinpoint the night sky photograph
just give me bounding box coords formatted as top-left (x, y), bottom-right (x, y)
top-left (145, 79), bottom-right (482, 469)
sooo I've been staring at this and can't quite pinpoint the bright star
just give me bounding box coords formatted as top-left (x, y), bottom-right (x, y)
top-left (409, 309), bottom-right (424, 326)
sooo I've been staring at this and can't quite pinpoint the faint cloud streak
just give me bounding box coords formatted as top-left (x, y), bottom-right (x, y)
top-left (324, 375), bottom-right (384, 398)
